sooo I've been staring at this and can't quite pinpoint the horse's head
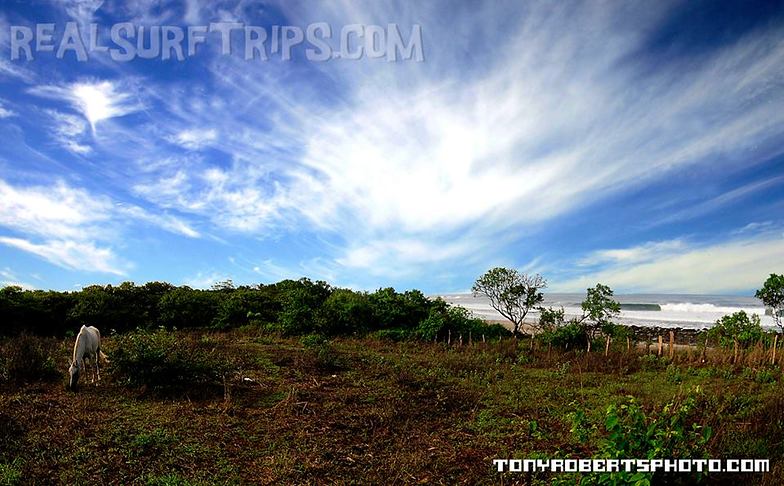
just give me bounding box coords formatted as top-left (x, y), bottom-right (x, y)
top-left (68, 360), bottom-right (80, 389)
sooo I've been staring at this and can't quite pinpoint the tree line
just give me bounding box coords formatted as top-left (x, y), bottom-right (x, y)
top-left (0, 278), bottom-right (509, 340)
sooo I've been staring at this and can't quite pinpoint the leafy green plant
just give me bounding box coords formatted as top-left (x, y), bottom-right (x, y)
top-left (109, 328), bottom-right (230, 389)
top-left (578, 390), bottom-right (712, 485)
top-left (0, 459), bottom-right (22, 486)
top-left (707, 311), bottom-right (767, 349)
top-left (756, 273), bottom-right (784, 332)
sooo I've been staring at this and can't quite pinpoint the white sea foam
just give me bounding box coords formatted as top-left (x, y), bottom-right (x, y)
top-left (441, 293), bottom-right (776, 330)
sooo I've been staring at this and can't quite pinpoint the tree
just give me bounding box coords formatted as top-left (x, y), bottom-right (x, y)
top-left (708, 311), bottom-right (766, 349)
top-left (472, 267), bottom-right (546, 336)
top-left (756, 273), bottom-right (784, 333)
top-left (578, 283), bottom-right (621, 351)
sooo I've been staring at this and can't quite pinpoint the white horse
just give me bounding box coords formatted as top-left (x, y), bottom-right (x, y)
top-left (68, 325), bottom-right (108, 389)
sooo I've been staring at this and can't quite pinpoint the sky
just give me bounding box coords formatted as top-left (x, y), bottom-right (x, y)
top-left (0, 0), bottom-right (783, 295)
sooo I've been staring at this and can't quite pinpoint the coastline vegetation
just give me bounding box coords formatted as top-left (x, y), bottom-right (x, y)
top-left (1, 271), bottom-right (783, 484)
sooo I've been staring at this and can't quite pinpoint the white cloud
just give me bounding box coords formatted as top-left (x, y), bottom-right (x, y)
top-left (30, 80), bottom-right (139, 133)
top-left (182, 271), bottom-right (229, 289)
top-left (168, 128), bottom-right (218, 150)
top-left (124, 0), bottom-right (783, 279)
top-left (0, 100), bottom-right (14, 118)
top-left (577, 240), bottom-right (688, 267)
top-left (0, 237), bottom-right (127, 276)
top-left (553, 234), bottom-right (784, 294)
top-left (0, 267), bottom-right (36, 290)
top-left (0, 179), bottom-right (112, 241)
top-left (0, 178), bottom-right (200, 274)
top-left (116, 205), bottom-right (200, 238)
top-left (45, 110), bottom-right (93, 154)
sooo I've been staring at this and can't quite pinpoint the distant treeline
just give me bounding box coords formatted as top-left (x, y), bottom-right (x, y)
top-left (0, 279), bottom-right (510, 340)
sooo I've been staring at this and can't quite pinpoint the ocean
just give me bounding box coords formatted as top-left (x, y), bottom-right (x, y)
top-left (440, 293), bottom-right (778, 330)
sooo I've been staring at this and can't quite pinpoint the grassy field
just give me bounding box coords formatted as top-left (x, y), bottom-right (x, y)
top-left (1, 330), bottom-right (783, 485)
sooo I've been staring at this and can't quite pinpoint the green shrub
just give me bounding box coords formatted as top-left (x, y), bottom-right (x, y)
top-left (109, 328), bottom-right (230, 389)
top-left (0, 459), bottom-right (22, 486)
top-left (300, 334), bottom-right (342, 370)
top-left (414, 299), bottom-right (509, 341)
top-left (277, 279), bottom-right (332, 335)
top-left (538, 321), bottom-right (586, 350)
top-left (372, 328), bottom-right (412, 341)
top-left (0, 335), bottom-right (59, 384)
top-left (316, 289), bottom-right (373, 335)
top-left (708, 311), bottom-right (767, 349)
top-left (573, 390), bottom-right (712, 485)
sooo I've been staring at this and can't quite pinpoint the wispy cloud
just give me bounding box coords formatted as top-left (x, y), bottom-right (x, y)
top-left (553, 232), bottom-right (784, 294)
top-left (0, 178), bottom-right (199, 274)
top-left (168, 128), bottom-right (218, 150)
top-left (30, 80), bottom-right (140, 133)
top-left (0, 237), bottom-right (128, 276)
top-left (0, 99), bottom-right (15, 118)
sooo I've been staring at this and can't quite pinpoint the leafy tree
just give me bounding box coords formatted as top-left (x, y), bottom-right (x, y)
top-left (158, 287), bottom-right (221, 329)
top-left (472, 267), bottom-right (546, 336)
top-left (708, 310), bottom-right (766, 349)
top-left (316, 289), bottom-right (373, 335)
top-left (577, 284), bottom-right (621, 351)
top-left (756, 273), bottom-right (784, 332)
top-left (276, 278), bottom-right (332, 335)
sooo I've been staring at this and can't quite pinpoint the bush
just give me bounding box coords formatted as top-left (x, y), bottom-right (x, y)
top-left (708, 311), bottom-right (767, 349)
top-left (0, 459), bottom-right (22, 486)
top-left (109, 328), bottom-right (230, 389)
top-left (316, 289), bottom-right (373, 335)
top-left (539, 321), bottom-right (586, 350)
top-left (368, 288), bottom-right (431, 330)
top-left (277, 279), bottom-right (332, 335)
top-left (414, 299), bottom-right (510, 342)
top-left (372, 328), bottom-right (412, 341)
top-left (300, 334), bottom-right (342, 371)
top-left (571, 390), bottom-right (712, 485)
top-left (0, 335), bottom-right (59, 384)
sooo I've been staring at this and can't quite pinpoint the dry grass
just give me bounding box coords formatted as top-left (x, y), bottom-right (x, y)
top-left (1, 331), bottom-right (783, 485)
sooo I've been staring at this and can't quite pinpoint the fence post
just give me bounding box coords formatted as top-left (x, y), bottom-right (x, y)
top-left (669, 330), bottom-right (675, 359)
top-left (657, 335), bottom-right (663, 357)
top-left (469, 331), bottom-right (472, 346)
top-left (482, 334), bottom-right (486, 344)
top-left (604, 335), bottom-right (611, 357)
top-left (627, 336), bottom-right (631, 353)
top-left (448, 329), bottom-right (451, 346)
top-left (773, 334), bottom-right (779, 365)
top-left (733, 338), bottom-right (739, 364)
top-left (459, 333), bottom-right (463, 346)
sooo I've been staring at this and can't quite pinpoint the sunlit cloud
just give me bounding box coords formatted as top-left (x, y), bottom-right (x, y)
top-left (553, 233), bottom-right (784, 294)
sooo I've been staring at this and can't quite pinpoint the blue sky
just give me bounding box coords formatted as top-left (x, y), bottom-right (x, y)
top-left (0, 0), bottom-right (783, 295)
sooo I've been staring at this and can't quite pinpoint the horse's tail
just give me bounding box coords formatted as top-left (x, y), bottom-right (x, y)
top-left (98, 349), bottom-right (110, 364)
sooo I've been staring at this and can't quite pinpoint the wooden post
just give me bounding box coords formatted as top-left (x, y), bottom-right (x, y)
top-left (773, 334), bottom-right (779, 365)
top-left (459, 334), bottom-right (463, 346)
top-left (448, 329), bottom-right (451, 346)
top-left (604, 335), bottom-right (611, 357)
top-left (482, 334), bottom-right (486, 344)
top-left (626, 336), bottom-right (631, 353)
top-left (657, 335), bottom-right (663, 357)
top-left (530, 334), bottom-right (535, 350)
top-left (469, 331), bottom-right (472, 346)
top-left (733, 338), bottom-right (739, 364)
top-left (669, 330), bottom-right (675, 359)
